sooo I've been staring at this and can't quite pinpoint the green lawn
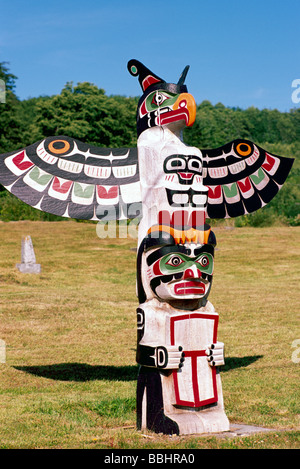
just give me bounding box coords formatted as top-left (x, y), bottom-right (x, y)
top-left (0, 221), bottom-right (299, 449)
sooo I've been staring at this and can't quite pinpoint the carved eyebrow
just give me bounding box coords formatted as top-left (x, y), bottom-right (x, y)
top-left (194, 245), bottom-right (214, 256)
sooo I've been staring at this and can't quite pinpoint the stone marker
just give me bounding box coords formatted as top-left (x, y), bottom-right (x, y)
top-left (16, 235), bottom-right (41, 273)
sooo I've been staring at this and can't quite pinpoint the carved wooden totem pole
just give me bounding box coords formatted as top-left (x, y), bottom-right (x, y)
top-left (127, 60), bottom-right (228, 434)
top-left (0, 59), bottom-right (294, 435)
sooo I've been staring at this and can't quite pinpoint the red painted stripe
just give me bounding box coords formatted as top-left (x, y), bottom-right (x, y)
top-left (170, 313), bottom-right (218, 407)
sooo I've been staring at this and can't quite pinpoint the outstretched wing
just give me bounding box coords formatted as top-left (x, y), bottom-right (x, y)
top-left (202, 139), bottom-right (294, 219)
top-left (0, 136), bottom-right (142, 221)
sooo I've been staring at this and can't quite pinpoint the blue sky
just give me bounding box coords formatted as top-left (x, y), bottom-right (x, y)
top-left (1, 0), bottom-right (299, 111)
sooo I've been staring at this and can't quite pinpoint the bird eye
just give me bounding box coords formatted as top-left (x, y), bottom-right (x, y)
top-left (166, 255), bottom-right (184, 267)
top-left (47, 139), bottom-right (71, 155)
top-left (152, 92), bottom-right (169, 106)
top-left (235, 142), bottom-right (252, 157)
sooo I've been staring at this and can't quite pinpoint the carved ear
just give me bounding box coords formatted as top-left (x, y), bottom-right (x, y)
top-left (127, 59), bottom-right (165, 92)
top-left (136, 239), bottom-right (148, 304)
top-left (177, 65), bottom-right (190, 86)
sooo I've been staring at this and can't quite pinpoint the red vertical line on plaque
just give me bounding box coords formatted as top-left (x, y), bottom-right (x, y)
top-left (170, 314), bottom-right (219, 407)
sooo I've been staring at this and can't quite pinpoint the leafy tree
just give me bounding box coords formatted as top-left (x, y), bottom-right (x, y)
top-left (0, 62), bottom-right (25, 154)
top-left (0, 62), bottom-right (17, 92)
top-left (28, 82), bottom-right (138, 148)
top-left (183, 101), bottom-right (300, 148)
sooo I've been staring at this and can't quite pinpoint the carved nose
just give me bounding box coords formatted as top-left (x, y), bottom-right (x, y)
top-left (183, 266), bottom-right (201, 279)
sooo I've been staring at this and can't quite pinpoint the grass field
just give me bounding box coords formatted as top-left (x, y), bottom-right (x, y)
top-left (0, 220), bottom-right (299, 449)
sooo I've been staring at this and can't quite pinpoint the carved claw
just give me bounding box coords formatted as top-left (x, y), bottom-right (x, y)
top-left (155, 345), bottom-right (185, 369)
top-left (205, 341), bottom-right (225, 367)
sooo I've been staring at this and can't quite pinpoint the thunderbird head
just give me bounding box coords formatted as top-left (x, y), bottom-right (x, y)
top-left (128, 59), bottom-right (196, 137)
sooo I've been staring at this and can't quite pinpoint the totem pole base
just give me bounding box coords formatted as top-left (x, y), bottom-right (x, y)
top-left (137, 367), bottom-right (229, 435)
top-left (162, 371), bottom-right (230, 435)
top-left (136, 299), bottom-right (230, 436)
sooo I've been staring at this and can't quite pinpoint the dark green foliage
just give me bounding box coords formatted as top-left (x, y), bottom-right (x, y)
top-left (0, 63), bottom-right (299, 225)
top-left (0, 62), bottom-right (17, 92)
top-left (0, 62), bottom-right (25, 154)
top-left (28, 82), bottom-right (138, 148)
top-left (0, 191), bottom-right (65, 221)
top-left (183, 101), bottom-right (300, 147)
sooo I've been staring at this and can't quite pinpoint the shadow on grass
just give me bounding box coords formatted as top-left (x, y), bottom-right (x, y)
top-left (222, 355), bottom-right (263, 372)
top-left (14, 355), bottom-right (263, 382)
top-left (14, 363), bottom-right (138, 382)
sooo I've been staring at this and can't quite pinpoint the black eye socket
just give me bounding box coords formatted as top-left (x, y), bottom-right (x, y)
top-left (165, 157), bottom-right (186, 171)
top-left (171, 159), bottom-right (184, 168)
top-left (187, 158), bottom-right (202, 173)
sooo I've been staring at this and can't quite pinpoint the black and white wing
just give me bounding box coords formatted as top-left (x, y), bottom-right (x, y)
top-left (0, 136), bottom-right (142, 221)
top-left (202, 139), bottom-right (294, 219)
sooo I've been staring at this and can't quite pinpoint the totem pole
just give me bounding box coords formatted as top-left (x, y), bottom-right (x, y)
top-left (127, 60), bottom-right (228, 434)
top-left (0, 59), bottom-right (294, 435)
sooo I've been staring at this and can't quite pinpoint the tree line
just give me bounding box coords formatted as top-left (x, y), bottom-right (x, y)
top-left (0, 62), bottom-right (299, 225)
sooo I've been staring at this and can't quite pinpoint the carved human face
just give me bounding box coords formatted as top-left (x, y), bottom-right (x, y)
top-left (145, 243), bottom-right (214, 302)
